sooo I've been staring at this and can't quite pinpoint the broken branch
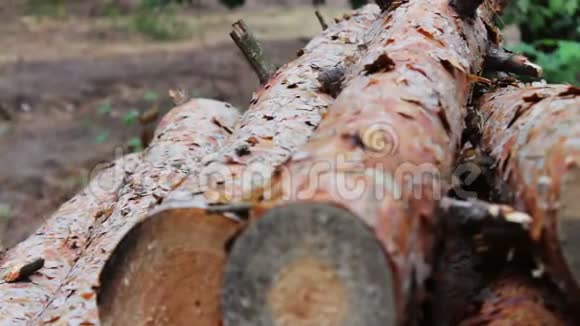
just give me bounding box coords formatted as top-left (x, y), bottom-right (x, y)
top-left (484, 45), bottom-right (543, 77)
top-left (230, 20), bottom-right (277, 84)
top-left (440, 197), bottom-right (532, 231)
top-left (314, 10), bottom-right (328, 30)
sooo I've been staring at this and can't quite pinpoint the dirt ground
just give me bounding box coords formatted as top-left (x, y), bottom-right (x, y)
top-left (0, 3), bottom-right (348, 248)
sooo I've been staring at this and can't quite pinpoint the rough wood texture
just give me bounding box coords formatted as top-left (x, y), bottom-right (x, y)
top-left (20, 99), bottom-right (240, 325)
top-left (478, 84), bottom-right (580, 304)
top-left (230, 20), bottom-right (277, 84)
top-left (97, 9), bottom-right (380, 324)
top-left (0, 153), bottom-right (139, 325)
top-left (164, 5), bottom-right (380, 207)
top-left (225, 0), bottom-right (503, 323)
top-left (459, 273), bottom-right (569, 325)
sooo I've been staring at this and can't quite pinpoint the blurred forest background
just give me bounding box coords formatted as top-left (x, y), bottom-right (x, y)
top-left (0, 0), bottom-right (578, 248)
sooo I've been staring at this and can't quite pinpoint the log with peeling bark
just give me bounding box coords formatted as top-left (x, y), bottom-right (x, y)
top-left (12, 99), bottom-right (240, 325)
top-left (0, 153), bottom-right (139, 325)
top-left (478, 84), bottom-right (580, 305)
top-left (222, 0), bottom-right (511, 324)
top-left (96, 7), bottom-right (380, 325)
top-left (458, 273), bottom-right (570, 325)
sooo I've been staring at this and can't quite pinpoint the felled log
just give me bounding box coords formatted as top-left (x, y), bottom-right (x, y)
top-left (28, 99), bottom-right (240, 325)
top-left (432, 197), bottom-right (538, 325)
top-left (459, 273), bottom-right (569, 326)
top-left (0, 153), bottom-right (139, 325)
top-left (165, 4), bottom-right (381, 206)
top-left (97, 7), bottom-right (380, 325)
top-left (478, 84), bottom-right (580, 305)
top-left (222, 0), bottom-right (507, 324)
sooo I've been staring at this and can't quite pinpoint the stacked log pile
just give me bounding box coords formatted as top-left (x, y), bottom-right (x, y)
top-left (0, 1), bottom-right (578, 325)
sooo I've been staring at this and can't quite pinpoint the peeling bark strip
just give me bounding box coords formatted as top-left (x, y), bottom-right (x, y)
top-left (28, 99), bottom-right (240, 325)
top-left (230, 20), bottom-right (277, 84)
top-left (0, 153), bottom-right (139, 325)
top-left (478, 84), bottom-right (580, 304)
top-left (224, 0), bottom-right (500, 324)
top-left (459, 274), bottom-right (568, 325)
top-left (165, 5), bottom-right (380, 207)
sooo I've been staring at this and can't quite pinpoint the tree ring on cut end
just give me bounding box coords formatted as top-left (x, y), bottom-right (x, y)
top-left (98, 207), bottom-right (241, 326)
top-left (222, 202), bottom-right (396, 326)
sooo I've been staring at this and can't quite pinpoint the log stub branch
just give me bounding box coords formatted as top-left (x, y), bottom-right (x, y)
top-left (230, 20), bottom-right (277, 84)
top-left (317, 65), bottom-right (346, 98)
top-left (484, 45), bottom-right (543, 77)
top-left (450, 0), bottom-right (484, 18)
top-left (440, 197), bottom-right (532, 231)
top-left (314, 10), bottom-right (328, 30)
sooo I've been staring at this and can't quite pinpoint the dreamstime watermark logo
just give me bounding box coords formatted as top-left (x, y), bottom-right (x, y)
top-left (360, 122), bottom-right (400, 156)
top-left (80, 127), bottom-right (485, 205)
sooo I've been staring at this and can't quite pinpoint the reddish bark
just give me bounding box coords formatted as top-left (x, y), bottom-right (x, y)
top-left (247, 0), bottom-right (502, 322)
top-left (2, 99), bottom-right (240, 325)
top-left (93, 10), bottom-right (381, 325)
top-left (459, 273), bottom-right (568, 326)
top-left (0, 153), bottom-right (139, 326)
top-left (478, 84), bottom-right (580, 304)
top-left (164, 4), bottom-right (380, 206)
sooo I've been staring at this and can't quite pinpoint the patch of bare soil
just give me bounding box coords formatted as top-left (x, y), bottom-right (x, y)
top-left (0, 31), bottom-right (306, 248)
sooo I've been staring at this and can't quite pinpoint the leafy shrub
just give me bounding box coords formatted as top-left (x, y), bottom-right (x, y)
top-left (510, 40), bottom-right (580, 84)
top-left (502, 0), bottom-right (579, 83)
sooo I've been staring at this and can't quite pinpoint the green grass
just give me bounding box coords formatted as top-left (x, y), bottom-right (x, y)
top-left (131, 10), bottom-right (191, 41)
top-left (28, 0), bottom-right (66, 17)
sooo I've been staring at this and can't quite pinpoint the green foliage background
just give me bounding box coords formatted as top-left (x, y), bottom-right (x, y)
top-left (501, 0), bottom-right (579, 84)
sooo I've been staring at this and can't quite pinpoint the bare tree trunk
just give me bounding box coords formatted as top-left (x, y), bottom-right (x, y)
top-left (222, 0), bottom-right (506, 324)
top-left (478, 84), bottom-right (580, 306)
top-left (1, 99), bottom-right (240, 325)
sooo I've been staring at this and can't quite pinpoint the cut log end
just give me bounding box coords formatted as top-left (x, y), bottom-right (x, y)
top-left (557, 164), bottom-right (580, 292)
top-left (450, 0), bottom-right (484, 18)
top-left (222, 202), bottom-right (395, 326)
top-left (97, 207), bottom-right (241, 326)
